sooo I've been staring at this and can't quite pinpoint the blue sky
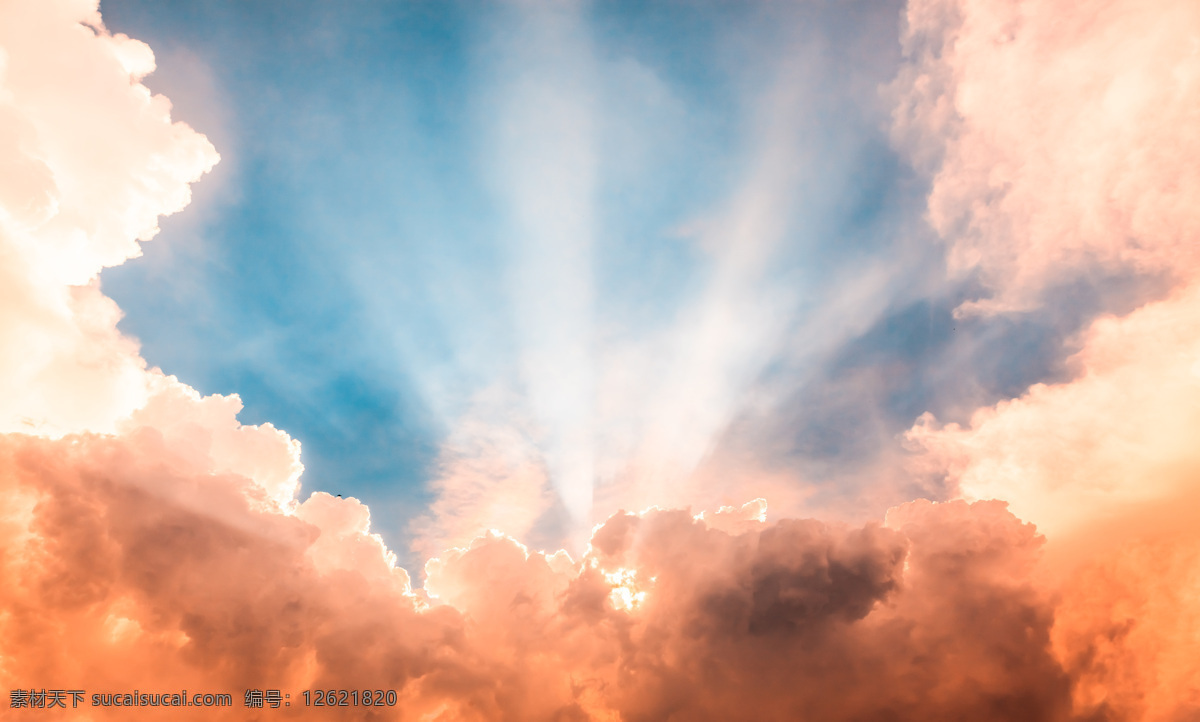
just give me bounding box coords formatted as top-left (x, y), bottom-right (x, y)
top-left (95, 0), bottom-right (1133, 564)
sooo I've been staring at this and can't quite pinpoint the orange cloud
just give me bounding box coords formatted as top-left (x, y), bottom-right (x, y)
top-left (896, 0), bottom-right (1200, 715)
top-left (1, 424), bottom-right (1074, 720)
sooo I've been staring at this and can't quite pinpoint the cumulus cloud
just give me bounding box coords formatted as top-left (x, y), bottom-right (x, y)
top-left (892, 0), bottom-right (1200, 313)
top-left (896, 0), bottom-right (1200, 715)
top-left (906, 265), bottom-right (1200, 721)
top-left (907, 285), bottom-right (1200, 541)
top-left (0, 0), bottom-right (217, 437)
top-left (1053, 533), bottom-right (1200, 722)
top-left (1, 425), bottom-right (1072, 720)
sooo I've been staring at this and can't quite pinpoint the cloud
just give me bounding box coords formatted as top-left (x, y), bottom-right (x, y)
top-left (906, 269), bottom-right (1200, 722)
top-left (891, 0), bottom-right (1200, 314)
top-left (410, 386), bottom-right (557, 561)
top-left (2, 0), bottom-right (1198, 718)
top-left (907, 284), bottom-right (1200, 541)
top-left (1053, 532), bottom-right (1200, 722)
top-left (895, 0), bottom-right (1200, 715)
top-left (0, 0), bottom-right (217, 437)
top-left (1, 420), bottom-right (1073, 720)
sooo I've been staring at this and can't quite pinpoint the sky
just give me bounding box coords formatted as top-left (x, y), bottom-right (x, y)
top-left (1, 0), bottom-right (1198, 719)
top-left (94, 0), bottom-right (948, 557)
top-left (91, 0), bottom-right (1120, 560)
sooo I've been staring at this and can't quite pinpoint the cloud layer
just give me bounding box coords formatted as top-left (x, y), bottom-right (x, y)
top-left (2, 0), bottom-right (1198, 719)
top-left (2, 423), bottom-right (1071, 719)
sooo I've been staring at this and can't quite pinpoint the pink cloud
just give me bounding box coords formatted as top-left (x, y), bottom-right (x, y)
top-left (0, 0), bottom-right (217, 437)
top-left (892, 0), bottom-right (1200, 313)
top-left (0, 427), bottom-right (1073, 719)
top-left (896, 0), bottom-right (1200, 714)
